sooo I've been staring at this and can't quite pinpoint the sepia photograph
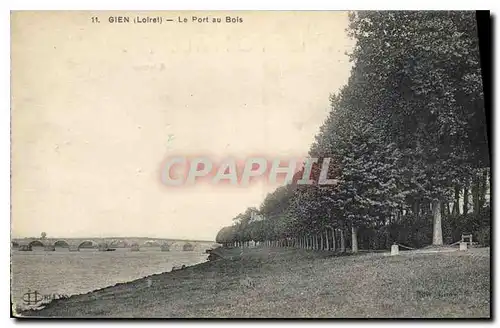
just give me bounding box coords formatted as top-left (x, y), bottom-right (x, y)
top-left (10, 10), bottom-right (491, 319)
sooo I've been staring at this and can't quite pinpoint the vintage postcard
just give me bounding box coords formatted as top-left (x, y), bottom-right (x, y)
top-left (10, 10), bottom-right (491, 318)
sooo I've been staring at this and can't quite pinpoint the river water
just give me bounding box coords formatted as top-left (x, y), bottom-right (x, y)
top-left (10, 247), bottom-right (209, 309)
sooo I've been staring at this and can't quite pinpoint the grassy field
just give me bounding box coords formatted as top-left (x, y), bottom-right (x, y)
top-left (18, 247), bottom-right (490, 318)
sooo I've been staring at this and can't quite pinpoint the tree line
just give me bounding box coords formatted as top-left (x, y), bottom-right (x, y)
top-left (216, 12), bottom-right (490, 252)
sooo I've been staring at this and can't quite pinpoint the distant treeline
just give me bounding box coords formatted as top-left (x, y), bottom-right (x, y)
top-left (216, 12), bottom-right (490, 251)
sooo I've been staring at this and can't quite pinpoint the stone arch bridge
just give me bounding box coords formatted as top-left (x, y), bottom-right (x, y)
top-left (11, 237), bottom-right (217, 252)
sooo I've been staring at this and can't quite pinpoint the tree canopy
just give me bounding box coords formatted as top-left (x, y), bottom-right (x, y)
top-left (215, 11), bottom-right (489, 251)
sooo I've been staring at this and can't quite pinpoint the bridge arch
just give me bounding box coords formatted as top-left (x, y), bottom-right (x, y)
top-left (77, 240), bottom-right (98, 250)
top-left (54, 240), bottom-right (70, 248)
top-left (29, 240), bottom-right (45, 248)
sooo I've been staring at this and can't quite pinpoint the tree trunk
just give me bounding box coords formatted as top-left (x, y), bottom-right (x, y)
top-left (320, 233), bottom-right (324, 250)
top-left (479, 169), bottom-right (488, 210)
top-left (351, 226), bottom-right (358, 253)
top-left (453, 185), bottom-right (460, 215)
top-left (331, 228), bottom-right (336, 251)
top-left (472, 173), bottom-right (480, 215)
top-left (432, 199), bottom-right (443, 245)
top-left (325, 230), bottom-right (330, 250)
top-left (463, 178), bottom-right (469, 215)
top-left (427, 200), bottom-right (432, 215)
top-left (340, 229), bottom-right (346, 253)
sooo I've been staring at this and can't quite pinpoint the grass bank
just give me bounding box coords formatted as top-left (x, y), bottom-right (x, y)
top-left (17, 247), bottom-right (490, 318)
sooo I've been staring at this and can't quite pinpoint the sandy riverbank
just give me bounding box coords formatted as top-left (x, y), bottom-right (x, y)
top-left (16, 247), bottom-right (490, 318)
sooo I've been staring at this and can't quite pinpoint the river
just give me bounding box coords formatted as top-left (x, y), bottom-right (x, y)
top-left (10, 247), bottom-right (210, 310)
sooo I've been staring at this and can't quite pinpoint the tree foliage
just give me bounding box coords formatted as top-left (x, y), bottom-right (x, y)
top-left (215, 11), bottom-right (489, 250)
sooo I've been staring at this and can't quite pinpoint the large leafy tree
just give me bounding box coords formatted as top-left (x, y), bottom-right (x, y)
top-left (343, 11), bottom-right (487, 245)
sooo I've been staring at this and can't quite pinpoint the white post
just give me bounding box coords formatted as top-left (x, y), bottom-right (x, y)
top-left (391, 244), bottom-right (399, 256)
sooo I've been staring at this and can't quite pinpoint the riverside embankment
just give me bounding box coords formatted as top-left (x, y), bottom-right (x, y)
top-left (17, 247), bottom-right (490, 318)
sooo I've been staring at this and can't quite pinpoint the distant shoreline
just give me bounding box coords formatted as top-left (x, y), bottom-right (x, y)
top-left (12, 237), bottom-right (216, 243)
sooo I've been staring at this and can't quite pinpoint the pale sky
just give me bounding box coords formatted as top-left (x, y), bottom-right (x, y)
top-left (11, 11), bottom-right (354, 241)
